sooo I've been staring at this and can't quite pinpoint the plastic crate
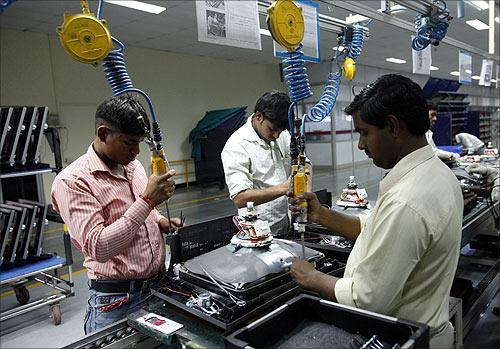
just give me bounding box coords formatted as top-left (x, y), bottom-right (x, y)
top-left (165, 215), bottom-right (238, 266)
top-left (225, 294), bottom-right (429, 349)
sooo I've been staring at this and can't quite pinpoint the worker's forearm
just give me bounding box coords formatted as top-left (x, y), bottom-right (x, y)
top-left (315, 206), bottom-right (361, 241)
top-left (310, 270), bottom-right (338, 301)
top-left (233, 186), bottom-right (286, 208)
top-left (89, 198), bottom-right (151, 262)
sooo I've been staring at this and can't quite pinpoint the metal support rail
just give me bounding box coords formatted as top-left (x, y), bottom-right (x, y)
top-left (324, 0), bottom-right (500, 62)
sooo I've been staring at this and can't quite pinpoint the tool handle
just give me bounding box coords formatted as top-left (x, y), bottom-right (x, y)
top-left (151, 149), bottom-right (168, 176)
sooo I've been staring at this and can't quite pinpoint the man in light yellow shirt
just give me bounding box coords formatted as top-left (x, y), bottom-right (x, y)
top-left (289, 75), bottom-right (462, 348)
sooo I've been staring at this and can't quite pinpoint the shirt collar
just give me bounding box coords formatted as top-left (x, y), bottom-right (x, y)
top-left (379, 145), bottom-right (434, 196)
top-left (86, 143), bottom-right (137, 177)
top-left (241, 115), bottom-right (270, 148)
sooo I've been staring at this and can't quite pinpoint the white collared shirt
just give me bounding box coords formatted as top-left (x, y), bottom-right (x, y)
top-left (426, 130), bottom-right (455, 160)
top-left (335, 145), bottom-right (463, 335)
top-left (221, 116), bottom-right (291, 235)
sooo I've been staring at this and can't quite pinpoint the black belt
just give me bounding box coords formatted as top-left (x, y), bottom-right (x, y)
top-left (91, 274), bottom-right (160, 293)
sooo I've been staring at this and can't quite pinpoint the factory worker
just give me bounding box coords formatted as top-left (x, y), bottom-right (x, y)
top-left (426, 102), bottom-right (459, 162)
top-left (455, 132), bottom-right (485, 154)
top-left (289, 75), bottom-right (462, 348)
top-left (52, 95), bottom-right (181, 333)
top-left (221, 90), bottom-right (312, 236)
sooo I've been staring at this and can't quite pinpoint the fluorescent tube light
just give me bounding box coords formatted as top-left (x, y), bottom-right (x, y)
top-left (385, 57), bottom-right (406, 64)
top-left (345, 14), bottom-right (370, 24)
top-left (104, 1), bottom-right (166, 14)
top-left (466, 19), bottom-right (489, 30)
top-left (468, 1), bottom-right (489, 10)
top-left (450, 71), bottom-right (460, 76)
top-left (472, 75), bottom-right (481, 80)
top-left (430, 66), bottom-right (439, 71)
top-left (491, 79), bottom-right (498, 83)
top-left (259, 28), bottom-right (271, 37)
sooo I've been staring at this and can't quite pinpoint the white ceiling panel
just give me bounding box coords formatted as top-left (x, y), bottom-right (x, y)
top-left (0, 0), bottom-right (499, 83)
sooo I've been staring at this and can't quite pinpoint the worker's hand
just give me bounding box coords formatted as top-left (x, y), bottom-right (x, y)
top-left (142, 169), bottom-right (176, 206)
top-left (290, 259), bottom-right (320, 290)
top-left (279, 176), bottom-right (292, 196)
top-left (466, 163), bottom-right (489, 176)
top-left (159, 217), bottom-right (183, 233)
top-left (287, 192), bottom-right (322, 223)
top-left (467, 163), bottom-right (498, 184)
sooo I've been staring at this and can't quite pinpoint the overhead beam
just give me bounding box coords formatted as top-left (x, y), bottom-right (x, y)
top-left (326, 0), bottom-right (499, 62)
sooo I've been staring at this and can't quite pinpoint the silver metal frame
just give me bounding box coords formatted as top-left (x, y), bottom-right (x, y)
top-left (28, 106), bottom-right (48, 165)
top-left (0, 262), bottom-right (74, 322)
top-left (0, 107), bottom-right (13, 156)
top-left (15, 106), bottom-right (37, 166)
top-left (7, 107), bottom-right (26, 167)
top-left (5, 201), bottom-right (39, 260)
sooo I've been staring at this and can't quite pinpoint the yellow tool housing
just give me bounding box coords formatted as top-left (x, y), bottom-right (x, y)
top-left (342, 57), bottom-right (357, 81)
top-left (267, 0), bottom-right (305, 52)
top-left (151, 148), bottom-right (168, 176)
top-left (57, 0), bottom-right (112, 65)
top-left (292, 163), bottom-right (308, 208)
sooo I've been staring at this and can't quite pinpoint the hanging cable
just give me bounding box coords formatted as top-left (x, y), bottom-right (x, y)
top-left (96, 1), bottom-right (157, 124)
top-left (96, 0), bottom-right (174, 232)
top-left (302, 24), bottom-right (366, 134)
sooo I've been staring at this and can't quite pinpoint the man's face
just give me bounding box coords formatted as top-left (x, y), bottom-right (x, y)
top-left (253, 112), bottom-right (284, 143)
top-left (428, 109), bottom-right (437, 128)
top-left (102, 127), bottom-right (144, 166)
top-left (353, 112), bottom-right (398, 169)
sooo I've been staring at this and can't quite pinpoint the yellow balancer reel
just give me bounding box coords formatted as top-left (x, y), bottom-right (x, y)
top-left (57, 0), bottom-right (112, 65)
top-left (267, 0), bottom-right (305, 52)
top-left (342, 57), bottom-right (356, 81)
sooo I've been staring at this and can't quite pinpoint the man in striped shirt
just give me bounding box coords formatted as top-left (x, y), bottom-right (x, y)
top-left (51, 95), bottom-right (181, 334)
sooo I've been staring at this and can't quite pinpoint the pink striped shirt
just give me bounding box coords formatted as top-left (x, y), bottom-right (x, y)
top-left (51, 144), bottom-right (165, 280)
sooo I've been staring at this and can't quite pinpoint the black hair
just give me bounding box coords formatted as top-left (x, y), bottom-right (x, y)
top-left (95, 95), bottom-right (149, 137)
top-left (254, 90), bottom-right (291, 131)
top-left (427, 101), bottom-right (438, 111)
top-left (344, 74), bottom-right (430, 136)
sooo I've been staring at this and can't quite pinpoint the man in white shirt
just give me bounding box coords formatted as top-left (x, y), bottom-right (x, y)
top-left (221, 91), bottom-right (311, 236)
top-left (289, 75), bottom-right (462, 348)
top-left (426, 102), bottom-right (458, 161)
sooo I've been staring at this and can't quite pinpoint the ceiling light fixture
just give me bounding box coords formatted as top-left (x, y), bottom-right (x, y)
top-left (467, 1), bottom-right (489, 10)
top-left (385, 57), bottom-right (406, 64)
top-left (259, 28), bottom-right (271, 37)
top-left (103, 0), bottom-right (166, 14)
top-left (345, 14), bottom-right (370, 24)
top-left (430, 66), bottom-right (439, 71)
top-left (472, 75), bottom-right (481, 80)
top-left (466, 19), bottom-right (489, 30)
top-left (491, 79), bottom-right (498, 83)
top-left (450, 71), bottom-right (460, 76)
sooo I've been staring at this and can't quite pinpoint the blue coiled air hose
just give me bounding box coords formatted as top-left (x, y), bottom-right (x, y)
top-left (302, 25), bottom-right (364, 134)
top-left (96, 0), bottom-right (157, 124)
top-left (348, 25), bottom-right (364, 60)
top-left (281, 44), bottom-right (313, 137)
top-left (412, 0), bottom-right (449, 51)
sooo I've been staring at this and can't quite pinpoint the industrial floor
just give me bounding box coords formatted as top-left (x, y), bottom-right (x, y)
top-left (0, 162), bottom-right (498, 348)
